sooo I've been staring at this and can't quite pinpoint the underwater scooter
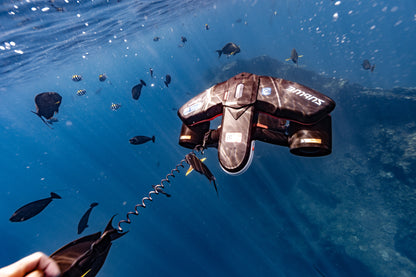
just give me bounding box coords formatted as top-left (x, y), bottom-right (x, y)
top-left (177, 72), bottom-right (336, 175)
top-left (45, 72), bottom-right (335, 277)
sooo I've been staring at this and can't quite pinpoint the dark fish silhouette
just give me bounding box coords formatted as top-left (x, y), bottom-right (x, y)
top-left (9, 192), bottom-right (61, 222)
top-left (129, 135), bottom-right (155, 145)
top-left (153, 36), bottom-right (160, 42)
top-left (216, 42), bottom-right (240, 58)
top-left (164, 74), bottom-right (171, 87)
top-left (131, 79), bottom-right (147, 100)
top-left (285, 48), bottom-right (303, 66)
top-left (50, 215), bottom-right (127, 277)
top-left (178, 37), bottom-right (187, 47)
top-left (185, 153), bottom-right (218, 195)
top-left (98, 74), bottom-right (107, 82)
top-left (32, 92), bottom-right (62, 128)
top-left (205, 24), bottom-right (210, 30)
top-left (150, 68), bottom-right (154, 78)
top-left (72, 75), bottom-right (82, 82)
top-left (362, 59), bottom-right (375, 72)
top-left (78, 202), bottom-right (99, 234)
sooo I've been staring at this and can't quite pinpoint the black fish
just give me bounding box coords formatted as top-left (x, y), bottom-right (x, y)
top-left (98, 74), bottom-right (107, 82)
top-left (181, 36), bottom-right (187, 43)
top-left (216, 42), bottom-right (240, 58)
top-left (285, 48), bottom-right (303, 66)
top-left (32, 92), bottom-right (62, 128)
top-left (10, 192), bottom-right (61, 222)
top-left (78, 202), bottom-right (99, 234)
top-left (131, 80), bottom-right (146, 100)
top-left (362, 59), bottom-right (376, 72)
top-left (164, 74), bottom-right (171, 87)
top-left (153, 36), bottom-right (160, 42)
top-left (50, 215), bottom-right (127, 277)
top-left (129, 135), bottom-right (155, 145)
top-left (131, 84), bottom-right (143, 100)
top-left (205, 24), bottom-right (210, 30)
top-left (50, 2), bottom-right (64, 12)
top-left (185, 153), bottom-right (218, 195)
top-left (150, 68), bottom-right (154, 78)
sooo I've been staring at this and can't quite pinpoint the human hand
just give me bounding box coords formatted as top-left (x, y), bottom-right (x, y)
top-left (0, 252), bottom-right (60, 277)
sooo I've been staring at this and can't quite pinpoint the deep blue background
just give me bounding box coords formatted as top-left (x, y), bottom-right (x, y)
top-left (1, 0), bottom-right (415, 276)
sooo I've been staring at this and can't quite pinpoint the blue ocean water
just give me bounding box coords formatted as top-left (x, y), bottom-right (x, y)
top-left (1, 0), bottom-right (415, 276)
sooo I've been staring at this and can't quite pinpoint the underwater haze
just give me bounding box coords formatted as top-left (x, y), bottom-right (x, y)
top-left (1, 0), bottom-right (416, 276)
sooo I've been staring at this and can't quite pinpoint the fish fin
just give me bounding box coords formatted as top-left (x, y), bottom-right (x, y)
top-left (164, 81), bottom-right (169, 87)
top-left (185, 165), bottom-right (194, 176)
top-left (298, 55), bottom-right (303, 58)
top-left (81, 268), bottom-right (92, 277)
top-left (91, 202), bottom-right (99, 207)
top-left (50, 192), bottom-right (62, 199)
top-left (104, 215), bottom-right (127, 240)
top-left (285, 58), bottom-right (291, 61)
top-left (216, 50), bottom-right (222, 57)
top-left (213, 180), bottom-right (219, 197)
top-left (152, 136), bottom-right (155, 143)
top-left (31, 111), bottom-right (53, 129)
top-left (186, 157), bottom-right (206, 176)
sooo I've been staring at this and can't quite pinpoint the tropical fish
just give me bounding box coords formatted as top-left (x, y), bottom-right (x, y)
top-left (129, 135), bottom-right (155, 145)
top-left (205, 24), bottom-right (210, 30)
top-left (131, 79), bottom-right (147, 100)
top-left (72, 75), bottom-right (82, 82)
top-left (50, 215), bottom-right (126, 277)
top-left (153, 36), bottom-right (160, 42)
top-left (76, 89), bottom-right (86, 96)
top-left (98, 74), bottom-right (107, 82)
top-left (362, 59), bottom-right (375, 72)
top-left (164, 74), bottom-right (171, 87)
top-left (150, 68), bottom-right (154, 78)
top-left (285, 48), bottom-right (303, 66)
top-left (216, 42), bottom-right (240, 58)
top-left (32, 92), bottom-right (62, 128)
top-left (185, 153), bottom-right (218, 195)
top-left (110, 103), bottom-right (121, 111)
top-left (186, 157), bottom-right (206, 176)
top-left (9, 192), bottom-right (61, 222)
top-left (78, 202), bottom-right (99, 234)
top-left (181, 36), bottom-right (187, 43)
